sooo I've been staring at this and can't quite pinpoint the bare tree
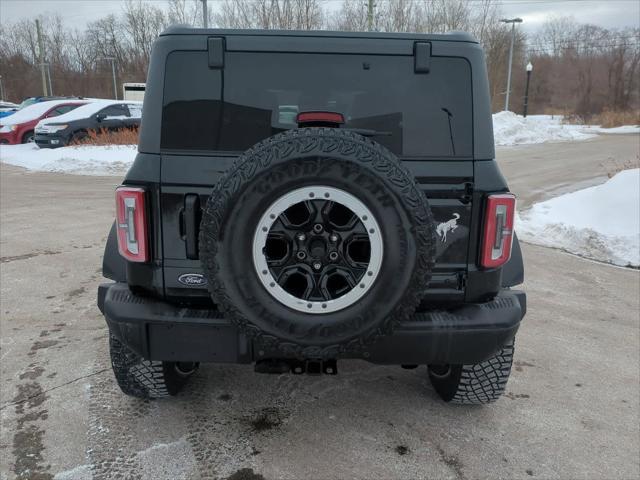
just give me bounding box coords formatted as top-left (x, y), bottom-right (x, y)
top-left (330, 0), bottom-right (372, 31)
top-left (379, 0), bottom-right (422, 33)
top-left (0, 0), bottom-right (637, 118)
top-left (167, 0), bottom-right (200, 26)
top-left (122, 0), bottom-right (167, 72)
top-left (214, 0), bottom-right (324, 29)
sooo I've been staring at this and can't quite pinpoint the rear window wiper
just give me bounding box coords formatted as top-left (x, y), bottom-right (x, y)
top-left (342, 128), bottom-right (392, 137)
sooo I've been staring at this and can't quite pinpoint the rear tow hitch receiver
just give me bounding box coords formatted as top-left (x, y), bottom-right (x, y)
top-left (254, 359), bottom-right (338, 375)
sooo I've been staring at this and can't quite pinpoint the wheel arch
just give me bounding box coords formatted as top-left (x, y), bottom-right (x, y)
top-left (501, 232), bottom-right (524, 287)
top-left (21, 129), bottom-right (34, 143)
top-left (103, 221), bottom-right (127, 282)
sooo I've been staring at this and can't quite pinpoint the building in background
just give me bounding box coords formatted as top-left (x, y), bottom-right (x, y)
top-left (123, 83), bottom-right (146, 102)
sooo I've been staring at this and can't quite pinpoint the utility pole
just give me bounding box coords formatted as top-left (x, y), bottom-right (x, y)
top-left (367, 0), bottom-right (375, 31)
top-left (46, 63), bottom-right (53, 96)
top-left (100, 57), bottom-right (118, 100)
top-left (201, 0), bottom-right (208, 28)
top-left (500, 17), bottom-right (523, 112)
top-left (110, 59), bottom-right (117, 100)
top-left (0, 75), bottom-right (5, 101)
top-left (35, 19), bottom-right (48, 96)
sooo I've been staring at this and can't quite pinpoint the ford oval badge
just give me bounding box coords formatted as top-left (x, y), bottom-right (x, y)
top-left (178, 273), bottom-right (207, 287)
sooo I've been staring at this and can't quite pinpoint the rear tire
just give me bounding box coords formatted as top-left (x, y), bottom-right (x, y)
top-left (22, 131), bottom-right (34, 143)
top-left (428, 339), bottom-right (515, 404)
top-left (109, 334), bottom-right (198, 399)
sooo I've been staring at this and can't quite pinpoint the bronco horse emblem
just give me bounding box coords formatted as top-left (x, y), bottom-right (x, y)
top-left (436, 213), bottom-right (460, 242)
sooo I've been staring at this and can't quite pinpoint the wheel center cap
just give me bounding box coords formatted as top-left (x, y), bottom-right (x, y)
top-left (309, 238), bottom-right (326, 259)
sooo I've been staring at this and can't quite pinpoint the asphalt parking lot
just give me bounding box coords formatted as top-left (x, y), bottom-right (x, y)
top-left (1, 134), bottom-right (639, 480)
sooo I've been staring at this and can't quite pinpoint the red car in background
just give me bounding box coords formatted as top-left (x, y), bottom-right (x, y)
top-left (0, 100), bottom-right (88, 144)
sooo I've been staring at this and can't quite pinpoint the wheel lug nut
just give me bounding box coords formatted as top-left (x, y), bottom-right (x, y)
top-left (329, 252), bottom-right (339, 261)
top-left (297, 233), bottom-right (306, 241)
top-left (313, 224), bottom-right (323, 234)
top-left (329, 234), bottom-right (338, 242)
top-left (296, 251), bottom-right (306, 260)
top-left (313, 262), bottom-right (322, 270)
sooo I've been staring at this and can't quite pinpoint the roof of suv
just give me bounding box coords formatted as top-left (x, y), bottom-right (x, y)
top-left (160, 26), bottom-right (478, 43)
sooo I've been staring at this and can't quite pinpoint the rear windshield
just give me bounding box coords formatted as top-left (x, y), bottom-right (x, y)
top-left (162, 50), bottom-right (472, 158)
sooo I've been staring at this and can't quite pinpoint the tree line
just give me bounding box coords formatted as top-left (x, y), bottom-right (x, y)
top-left (0, 0), bottom-right (638, 117)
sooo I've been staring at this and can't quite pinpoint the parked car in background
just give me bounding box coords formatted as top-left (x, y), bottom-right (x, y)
top-left (0, 99), bottom-right (89, 144)
top-left (0, 96), bottom-right (86, 120)
top-left (17, 96), bottom-right (83, 109)
top-left (0, 101), bottom-right (19, 119)
top-left (35, 100), bottom-right (142, 148)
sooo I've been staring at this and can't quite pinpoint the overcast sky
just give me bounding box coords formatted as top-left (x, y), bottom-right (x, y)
top-left (1, 0), bottom-right (638, 33)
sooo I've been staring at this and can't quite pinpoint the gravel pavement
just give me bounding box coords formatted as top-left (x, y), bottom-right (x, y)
top-left (1, 134), bottom-right (638, 480)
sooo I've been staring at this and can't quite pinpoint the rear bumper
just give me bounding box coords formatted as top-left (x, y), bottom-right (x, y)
top-left (98, 282), bottom-right (526, 365)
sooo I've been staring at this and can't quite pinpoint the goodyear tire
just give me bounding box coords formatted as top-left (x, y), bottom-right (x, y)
top-left (199, 128), bottom-right (436, 359)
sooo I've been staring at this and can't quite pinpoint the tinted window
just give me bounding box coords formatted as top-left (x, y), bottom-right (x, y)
top-left (50, 104), bottom-right (79, 117)
top-left (162, 51), bottom-right (472, 157)
top-left (162, 51), bottom-right (222, 151)
top-left (100, 105), bottom-right (130, 117)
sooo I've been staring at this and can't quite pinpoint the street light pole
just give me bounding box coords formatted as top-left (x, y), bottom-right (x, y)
top-left (501, 17), bottom-right (523, 112)
top-left (523, 62), bottom-right (533, 117)
top-left (0, 75), bottom-right (4, 101)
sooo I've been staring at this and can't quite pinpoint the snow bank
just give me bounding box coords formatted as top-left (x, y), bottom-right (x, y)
top-left (492, 112), bottom-right (597, 146)
top-left (582, 125), bottom-right (640, 135)
top-left (0, 143), bottom-right (136, 176)
top-left (517, 169), bottom-right (640, 267)
top-left (493, 112), bottom-right (639, 146)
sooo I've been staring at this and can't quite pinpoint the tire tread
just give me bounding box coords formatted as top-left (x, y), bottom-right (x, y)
top-left (430, 339), bottom-right (515, 405)
top-left (109, 335), bottom-right (182, 399)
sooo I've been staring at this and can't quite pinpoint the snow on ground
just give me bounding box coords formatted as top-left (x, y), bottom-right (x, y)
top-left (493, 111), bottom-right (599, 146)
top-left (517, 168), bottom-right (640, 267)
top-left (0, 112), bottom-right (637, 176)
top-left (581, 124), bottom-right (640, 135)
top-left (0, 143), bottom-right (136, 176)
top-left (493, 111), bottom-right (640, 146)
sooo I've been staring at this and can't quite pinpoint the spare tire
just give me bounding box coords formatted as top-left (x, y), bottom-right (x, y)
top-left (200, 128), bottom-right (436, 359)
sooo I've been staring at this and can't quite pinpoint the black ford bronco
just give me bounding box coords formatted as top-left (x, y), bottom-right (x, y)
top-left (97, 27), bottom-right (525, 404)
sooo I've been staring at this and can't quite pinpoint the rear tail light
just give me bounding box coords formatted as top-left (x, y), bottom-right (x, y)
top-left (480, 193), bottom-right (516, 269)
top-left (115, 186), bottom-right (148, 262)
top-left (296, 111), bottom-right (345, 125)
